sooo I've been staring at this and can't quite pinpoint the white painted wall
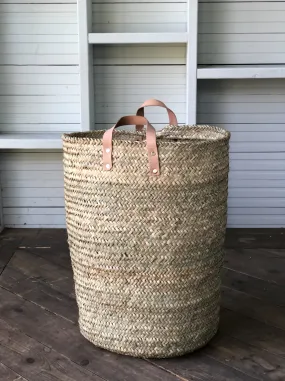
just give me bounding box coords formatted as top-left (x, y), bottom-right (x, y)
top-left (198, 79), bottom-right (285, 227)
top-left (0, 0), bottom-right (285, 227)
top-left (0, 0), bottom-right (76, 227)
top-left (0, 2), bottom-right (79, 133)
top-left (0, 151), bottom-right (65, 228)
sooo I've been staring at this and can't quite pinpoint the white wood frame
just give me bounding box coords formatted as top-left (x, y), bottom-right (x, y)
top-left (0, 134), bottom-right (62, 149)
top-left (88, 33), bottom-right (188, 44)
top-left (78, 0), bottom-right (94, 131)
top-left (86, 0), bottom-right (199, 128)
top-left (186, 0), bottom-right (198, 124)
top-left (198, 65), bottom-right (285, 79)
top-left (0, 179), bottom-right (3, 233)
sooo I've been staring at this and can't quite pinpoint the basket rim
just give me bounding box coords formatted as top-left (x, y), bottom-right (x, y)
top-left (63, 125), bottom-right (231, 145)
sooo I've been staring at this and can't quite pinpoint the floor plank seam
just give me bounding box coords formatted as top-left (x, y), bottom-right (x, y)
top-left (218, 327), bottom-right (285, 361)
top-left (0, 318), bottom-right (109, 381)
top-left (225, 249), bottom-right (285, 258)
top-left (223, 266), bottom-right (285, 288)
top-left (0, 284), bottom-right (76, 324)
top-left (222, 283), bottom-right (285, 309)
top-left (144, 359), bottom-right (192, 381)
top-left (0, 360), bottom-right (29, 381)
top-left (222, 305), bottom-right (285, 337)
top-left (0, 236), bottom-right (25, 277)
top-left (6, 249), bottom-right (76, 300)
top-left (203, 352), bottom-right (260, 381)
top-left (20, 247), bottom-right (72, 271)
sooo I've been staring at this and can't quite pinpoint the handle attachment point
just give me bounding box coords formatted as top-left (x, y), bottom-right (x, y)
top-left (102, 115), bottom-right (160, 176)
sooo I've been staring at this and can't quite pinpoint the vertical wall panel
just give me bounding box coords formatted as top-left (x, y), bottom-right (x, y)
top-left (0, 2), bottom-right (79, 134)
top-left (198, 79), bottom-right (285, 227)
top-left (0, 0), bottom-right (78, 227)
top-left (198, 1), bottom-right (285, 64)
top-left (0, 151), bottom-right (65, 228)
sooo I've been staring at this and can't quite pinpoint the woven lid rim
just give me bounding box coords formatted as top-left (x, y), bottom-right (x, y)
top-left (63, 125), bottom-right (230, 144)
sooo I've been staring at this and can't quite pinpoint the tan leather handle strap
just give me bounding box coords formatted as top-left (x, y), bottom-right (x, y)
top-left (136, 99), bottom-right (178, 131)
top-left (102, 115), bottom-right (160, 176)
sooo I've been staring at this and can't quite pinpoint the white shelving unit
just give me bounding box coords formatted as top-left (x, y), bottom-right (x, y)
top-left (0, 0), bottom-right (285, 230)
top-left (0, 0), bottom-right (285, 148)
top-left (79, 0), bottom-right (199, 131)
top-left (76, 0), bottom-right (285, 133)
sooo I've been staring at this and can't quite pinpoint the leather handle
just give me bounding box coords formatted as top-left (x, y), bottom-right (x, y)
top-left (102, 115), bottom-right (160, 176)
top-left (136, 99), bottom-right (178, 132)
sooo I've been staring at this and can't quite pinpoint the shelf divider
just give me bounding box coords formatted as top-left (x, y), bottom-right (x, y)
top-left (186, 0), bottom-right (198, 124)
top-left (88, 33), bottom-right (188, 45)
top-left (0, 134), bottom-right (62, 149)
top-left (198, 65), bottom-right (285, 79)
top-left (78, 0), bottom-right (94, 131)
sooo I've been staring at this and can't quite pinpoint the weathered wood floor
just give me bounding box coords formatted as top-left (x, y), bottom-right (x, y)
top-left (0, 228), bottom-right (285, 381)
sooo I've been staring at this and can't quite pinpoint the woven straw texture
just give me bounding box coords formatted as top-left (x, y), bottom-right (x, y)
top-left (63, 124), bottom-right (230, 358)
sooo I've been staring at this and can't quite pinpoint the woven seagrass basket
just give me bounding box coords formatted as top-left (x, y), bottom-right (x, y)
top-left (62, 100), bottom-right (230, 358)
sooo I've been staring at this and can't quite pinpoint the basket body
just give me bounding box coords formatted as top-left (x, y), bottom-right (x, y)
top-left (63, 125), bottom-right (230, 358)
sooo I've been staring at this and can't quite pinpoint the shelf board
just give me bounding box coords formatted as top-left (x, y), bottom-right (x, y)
top-left (88, 33), bottom-right (188, 44)
top-left (0, 134), bottom-right (63, 149)
top-left (198, 65), bottom-right (285, 79)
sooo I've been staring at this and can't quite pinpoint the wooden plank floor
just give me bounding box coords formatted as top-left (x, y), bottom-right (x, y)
top-left (0, 228), bottom-right (285, 381)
